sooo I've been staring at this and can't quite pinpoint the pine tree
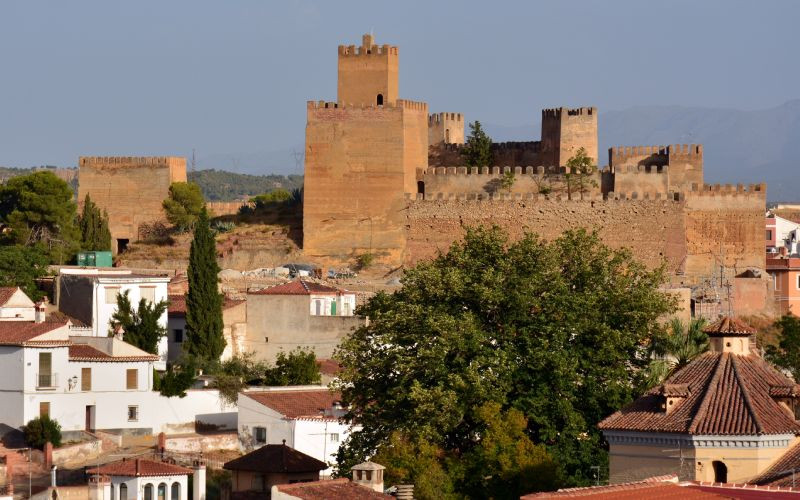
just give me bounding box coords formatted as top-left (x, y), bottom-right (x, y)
top-left (462, 121), bottom-right (493, 168)
top-left (78, 194), bottom-right (112, 251)
top-left (184, 207), bottom-right (225, 362)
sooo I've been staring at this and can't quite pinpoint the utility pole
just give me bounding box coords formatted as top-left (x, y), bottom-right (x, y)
top-left (191, 149), bottom-right (196, 174)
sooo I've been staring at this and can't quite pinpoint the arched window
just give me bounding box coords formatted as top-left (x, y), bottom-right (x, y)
top-left (377, 94), bottom-right (384, 106)
top-left (158, 483), bottom-right (167, 500)
top-left (712, 460), bottom-right (727, 483)
top-left (171, 482), bottom-right (181, 500)
top-left (120, 483), bottom-right (128, 500)
top-left (144, 483), bottom-right (154, 500)
top-left (110, 484), bottom-right (116, 500)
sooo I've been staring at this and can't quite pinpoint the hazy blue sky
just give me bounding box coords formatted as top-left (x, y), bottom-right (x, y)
top-left (1, 0), bottom-right (798, 170)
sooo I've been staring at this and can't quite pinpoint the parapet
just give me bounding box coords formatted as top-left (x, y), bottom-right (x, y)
top-left (338, 34), bottom-right (398, 57)
top-left (686, 183), bottom-right (766, 196)
top-left (428, 112), bottom-right (463, 125)
top-left (397, 99), bottom-right (428, 112)
top-left (609, 144), bottom-right (702, 166)
top-left (308, 100), bottom-right (402, 111)
top-left (541, 107), bottom-right (597, 119)
top-left (79, 156), bottom-right (185, 167)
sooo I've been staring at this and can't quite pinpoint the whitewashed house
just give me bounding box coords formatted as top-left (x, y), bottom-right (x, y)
top-left (237, 387), bottom-right (355, 477)
top-left (55, 269), bottom-right (170, 370)
top-left (0, 287), bottom-right (36, 321)
top-left (167, 294), bottom-right (246, 362)
top-left (87, 458), bottom-right (205, 500)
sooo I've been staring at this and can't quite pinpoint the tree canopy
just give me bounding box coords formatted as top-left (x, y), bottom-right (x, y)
top-left (766, 315), bottom-right (800, 381)
top-left (0, 245), bottom-right (50, 301)
top-left (564, 147), bottom-right (598, 201)
top-left (264, 348), bottom-right (321, 386)
top-left (110, 290), bottom-right (168, 355)
top-left (163, 182), bottom-right (205, 232)
top-left (188, 169), bottom-right (303, 201)
top-left (462, 121), bottom-right (493, 168)
top-left (333, 226), bottom-right (673, 492)
top-left (78, 194), bottom-right (111, 251)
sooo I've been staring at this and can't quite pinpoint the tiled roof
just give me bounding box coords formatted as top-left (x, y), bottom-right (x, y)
top-left (68, 344), bottom-right (159, 362)
top-left (754, 439), bottom-right (800, 486)
top-left (243, 389), bottom-right (342, 419)
top-left (168, 294), bottom-right (245, 316)
top-left (87, 458), bottom-right (192, 477)
top-left (0, 287), bottom-right (18, 306)
top-left (317, 358), bottom-right (342, 376)
top-left (0, 321), bottom-right (67, 346)
top-left (274, 478), bottom-right (393, 499)
top-left (45, 311), bottom-right (89, 328)
top-left (248, 280), bottom-right (347, 296)
top-left (522, 476), bottom-right (722, 499)
top-left (704, 317), bottom-right (757, 336)
top-left (223, 443), bottom-right (326, 473)
top-left (599, 352), bottom-right (800, 436)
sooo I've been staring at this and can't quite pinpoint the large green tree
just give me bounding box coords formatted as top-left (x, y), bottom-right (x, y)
top-left (0, 245), bottom-right (49, 301)
top-left (563, 147), bottom-right (598, 201)
top-left (78, 194), bottom-right (112, 251)
top-left (163, 182), bottom-right (205, 232)
top-left (263, 348), bottom-right (321, 386)
top-left (110, 290), bottom-right (168, 354)
top-left (0, 171), bottom-right (79, 262)
top-left (333, 226), bottom-right (673, 490)
top-left (462, 121), bottom-right (493, 168)
top-left (184, 207), bottom-right (225, 363)
top-left (766, 315), bottom-right (800, 381)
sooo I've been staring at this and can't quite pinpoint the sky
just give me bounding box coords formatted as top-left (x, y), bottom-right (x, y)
top-left (1, 0), bottom-right (798, 171)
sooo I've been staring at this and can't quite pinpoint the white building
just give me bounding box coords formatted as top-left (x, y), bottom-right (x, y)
top-left (56, 269), bottom-right (170, 370)
top-left (0, 287), bottom-right (36, 321)
top-left (237, 387), bottom-right (355, 477)
top-left (87, 458), bottom-right (205, 500)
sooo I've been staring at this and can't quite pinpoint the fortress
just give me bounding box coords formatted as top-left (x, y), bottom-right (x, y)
top-left (303, 34), bottom-right (767, 285)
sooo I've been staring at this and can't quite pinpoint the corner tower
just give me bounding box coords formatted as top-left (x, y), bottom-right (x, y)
top-left (337, 34), bottom-right (399, 106)
top-left (540, 107), bottom-right (598, 166)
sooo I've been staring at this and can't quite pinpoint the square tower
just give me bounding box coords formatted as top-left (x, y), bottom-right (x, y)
top-left (428, 112), bottom-right (465, 145)
top-left (337, 34), bottom-right (399, 107)
top-left (540, 107), bottom-right (598, 166)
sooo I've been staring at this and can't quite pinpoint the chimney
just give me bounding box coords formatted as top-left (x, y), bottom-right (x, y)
top-left (34, 302), bottom-right (46, 323)
top-left (395, 484), bottom-right (414, 499)
top-left (88, 474), bottom-right (111, 500)
top-left (193, 459), bottom-right (207, 500)
top-left (351, 461), bottom-right (386, 493)
top-left (50, 465), bottom-right (57, 488)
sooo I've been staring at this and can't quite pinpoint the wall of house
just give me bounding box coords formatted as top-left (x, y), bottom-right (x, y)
top-left (56, 275), bottom-right (95, 326)
top-left (237, 395), bottom-right (293, 450)
top-left (222, 302), bottom-right (247, 361)
top-left (293, 418), bottom-right (353, 476)
top-left (0, 289), bottom-right (35, 320)
top-left (0, 345), bottom-right (25, 426)
top-left (232, 470), bottom-right (319, 493)
top-left (111, 475), bottom-right (189, 500)
top-left (770, 268), bottom-right (800, 316)
top-left (78, 156), bottom-right (186, 251)
top-left (167, 316), bottom-right (187, 362)
top-left (609, 443), bottom-right (687, 483)
top-left (308, 293), bottom-right (356, 317)
top-left (245, 294), bottom-right (365, 362)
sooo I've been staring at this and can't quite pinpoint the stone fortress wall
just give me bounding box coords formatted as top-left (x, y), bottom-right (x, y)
top-left (428, 112), bottom-right (464, 145)
top-left (78, 156), bottom-right (187, 253)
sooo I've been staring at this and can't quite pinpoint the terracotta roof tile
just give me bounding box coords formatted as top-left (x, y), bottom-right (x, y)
top-left (243, 390), bottom-right (342, 419)
top-left (45, 311), bottom-right (89, 328)
top-left (599, 352), bottom-right (800, 436)
top-left (169, 294), bottom-right (245, 316)
top-left (275, 478), bottom-right (392, 499)
top-left (87, 458), bottom-right (191, 477)
top-left (248, 280), bottom-right (348, 296)
top-left (0, 287), bottom-right (18, 306)
top-left (0, 321), bottom-right (67, 346)
top-left (223, 443), bottom-right (326, 473)
top-left (68, 344), bottom-right (159, 362)
top-left (523, 477), bottom-right (724, 499)
top-left (704, 317), bottom-right (757, 336)
top-left (317, 359), bottom-right (342, 376)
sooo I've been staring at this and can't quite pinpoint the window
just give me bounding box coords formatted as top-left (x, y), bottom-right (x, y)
top-left (38, 352), bottom-right (53, 388)
top-left (126, 369), bottom-right (138, 390)
top-left (110, 484), bottom-right (116, 500)
top-left (105, 287), bottom-right (120, 304)
top-left (119, 484), bottom-right (127, 500)
top-left (144, 484), bottom-right (153, 500)
top-left (446, 128), bottom-right (450, 143)
top-left (170, 482), bottom-right (180, 500)
top-left (173, 329), bottom-right (183, 343)
top-left (141, 287), bottom-right (156, 303)
top-left (331, 300), bottom-right (337, 316)
top-left (314, 300), bottom-right (322, 316)
top-left (81, 367), bottom-right (92, 391)
top-left (343, 302), bottom-right (351, 316)
top-left (330, 433), bottom-right (339, 442)
top-left (39, 402), bottom-right (50, 418)
top-left (157, 483), bottom-right (167, 500)
top-left (797, 274), bottom-right (800, 290)
top-left (767, 229), bottom-right (773, 240)
top-left (128, 406), bottom-right (138, 422)
top-left (251, 473), bottom-right (266, 492)
top-left (254, 426), bottom-right (266, 444)
top-left (376, 94), bottom-right (383, 106)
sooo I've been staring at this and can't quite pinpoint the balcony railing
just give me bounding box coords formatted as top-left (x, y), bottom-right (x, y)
top-left (36, 373), bottom-right (58, 389)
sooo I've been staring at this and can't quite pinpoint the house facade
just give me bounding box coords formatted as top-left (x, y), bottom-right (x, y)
top-left (87, 458), bottom-right (204, 500)
top-left (0, 287), bottom-right (36, 321)
top-left (245, 280), bottom-right (364, 362)
top-left (56, 269), bottom-right (170, 369)
top-left (167, 294), bottom-right (246, 362)
top-left (767, 257), bottom-right (800, 316)
top-left (224, 443), bottom-right (325, 496)
top-left (237, 387), bottom-right (354, 476)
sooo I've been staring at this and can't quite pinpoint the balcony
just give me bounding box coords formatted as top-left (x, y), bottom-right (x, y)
top-left (36, 373), bottom-right (58, 390)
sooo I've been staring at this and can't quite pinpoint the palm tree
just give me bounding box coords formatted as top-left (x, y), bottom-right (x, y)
top-left (644, 318), bottom-right (708, 387)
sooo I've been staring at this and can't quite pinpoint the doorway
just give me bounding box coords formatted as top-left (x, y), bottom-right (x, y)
top-left (376, 94), bottom-right (384, 106)
top-left (85, 405), bottom-right (95, 432)
top-left (117, 238), bottom-right (129, 254)
top-left (712, 460), bottom-right (727, 483)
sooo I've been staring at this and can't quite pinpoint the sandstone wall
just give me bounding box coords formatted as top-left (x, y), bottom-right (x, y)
top-left (612, 166), bottom-right (670, 197)
top-left (78, 156), bottom-right (186, 251)
top-left (337, 36), bottom-right (398, 107)
top-left (609, 145), bottom-right (704, 193)
top-left (428, 112), bottom-right (464, 145)
top-left (541, 107), bottom-right (598, 166)
top-left (429, 141), bottom-right (545, 168)
top-left (400, 100), bottom-right (430, 190)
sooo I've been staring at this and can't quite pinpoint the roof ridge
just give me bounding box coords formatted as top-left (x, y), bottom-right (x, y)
top-left (688, 353), bottom-right (727, 434)
top-left (730, 354), bottom-right (765, 434)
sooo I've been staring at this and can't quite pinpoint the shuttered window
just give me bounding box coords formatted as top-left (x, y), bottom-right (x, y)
top-left (105, 287), bottom-right (120, 304)
top-left (40, 402), bottom-right (50, 417)
top-left (81, 367), bottom-right (92, 391)
top-left (141, 287), bottom-right (156, 303)
top-left (126, 369), bottom-right (138, 390)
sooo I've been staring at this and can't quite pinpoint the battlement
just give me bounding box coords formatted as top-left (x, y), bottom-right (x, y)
top-left (425, 165), bottom-right (583, 176)
top-left (610, 144), bottom-right (703, 162)
top-left (307, 100), bottom-right (406, 111)
top-left (338, 44), bottom-right (398, 57)
top-left (542, 107), bottom-right (597, 119)
top-left (397, 99), bottom-right (428, 111)
top-left (79, 156), bottom-right (185, 167)
top-left (687, 182), bottom-right (766, 196)
top-left (428, 112), bottom-right (463, 125)
top-left (615, 164), bottom-right (670, 174)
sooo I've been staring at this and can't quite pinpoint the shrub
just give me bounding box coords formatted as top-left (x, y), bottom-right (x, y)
top-left (23, 415), bottom-right (62, 449)
top-left (163, 182), bottom-right (205, 232)
top-left (251, 189), bottom-right (291, 209)
top-left (356, 253), bottom-right (374, 270)
top-left (211, 220), bottom-right (236, 234)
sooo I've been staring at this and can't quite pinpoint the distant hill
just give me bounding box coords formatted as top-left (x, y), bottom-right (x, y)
top-left (485, 100), bottom-right (800, 201)
top-left (188, 169), bottom-right (303, 201)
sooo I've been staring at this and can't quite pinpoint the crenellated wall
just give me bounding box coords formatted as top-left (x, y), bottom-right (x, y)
top-left (337, 34), bottom-right (399, 107)
top-left (540, 107), bottom-right (598, 166)
top-left (428, 112), bottom-right (465, 145)
top-left (610, 144), bottom-right (703, 193)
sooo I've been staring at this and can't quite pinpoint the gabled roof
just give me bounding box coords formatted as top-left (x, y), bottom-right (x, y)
top-left (0, 287), bottom-right (20, 306)
top-left (248, 279), bottom-right (349, 296)
top-left (223, 443), bottom-right (326, 474)
top-left (274, 478), bottom-right (393, 499)
top-left (242, 389), bottom-right (342, 419)
top-left (68, 344), bottom-right (159, 362)
top-left (599, 352), bottom-right (800, 436)
top-left (87, 458), bottom-right (192, 477)
top-left (0, 321), bottom-right (69, 346)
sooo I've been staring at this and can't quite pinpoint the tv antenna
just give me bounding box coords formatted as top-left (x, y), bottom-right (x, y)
top-left (191, 149), bottom-right (196, 173)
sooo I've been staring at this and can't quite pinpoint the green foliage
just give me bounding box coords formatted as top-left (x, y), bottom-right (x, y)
top-left (184, 207), bottom-right (225, 363)
top-left (211, 352), bottom-right (269, 406)
top-left (0, 171), bottom-right (79, 263)
top-left (500, 171), bottom-right (516, 193)
top-left (333, 226), bottom-right (673, 489)
top-left (187, 169), bottom-right (303, 202)
top-left (155, 361), bottom-right (197, 398)
top-left (356, 253), bottom-right (374, 270)
top-left (211, 220), bottom-right (236, 234)
top-left (204, 468), bottom-right (232, 500)
top-left (23, 415), bottom-right (62, 449)
top-left (766, 316), bottom-right (800, 381)
top-left (462, 121), bottom-right (493, 168)
top-left (564, 147), bottom-right (598, 201)
top-left (264, 348), bottom-right (321, 386)
top-left (644, 318), bottom-right (708, 387)
top-left (78, 194), bottom-right (111, 251)
top-left (110, 290), bottom-right (168, 355)
top-left (0, 245), bottom-right (49, 301)
top-left (371, 433), bottom-right (459, 500)
top-left (252, 188), bottom-right (291, 205)
top-left (163, 182), bottom-right (205, 232)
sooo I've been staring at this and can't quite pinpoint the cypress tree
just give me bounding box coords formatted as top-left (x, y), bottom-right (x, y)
top-left (78, 194), bottom-right (111, 251)
top-left (184, 207), bottom-right (225, 362)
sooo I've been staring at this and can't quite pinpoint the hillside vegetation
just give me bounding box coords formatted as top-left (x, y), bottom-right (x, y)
top-left (188, 169), bottom-right (303, 201)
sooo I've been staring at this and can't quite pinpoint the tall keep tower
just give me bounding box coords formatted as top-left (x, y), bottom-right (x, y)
top-left (540, 107), bottom-right (598, 166)
top-left (337, 34), bottom-right (399, 106)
